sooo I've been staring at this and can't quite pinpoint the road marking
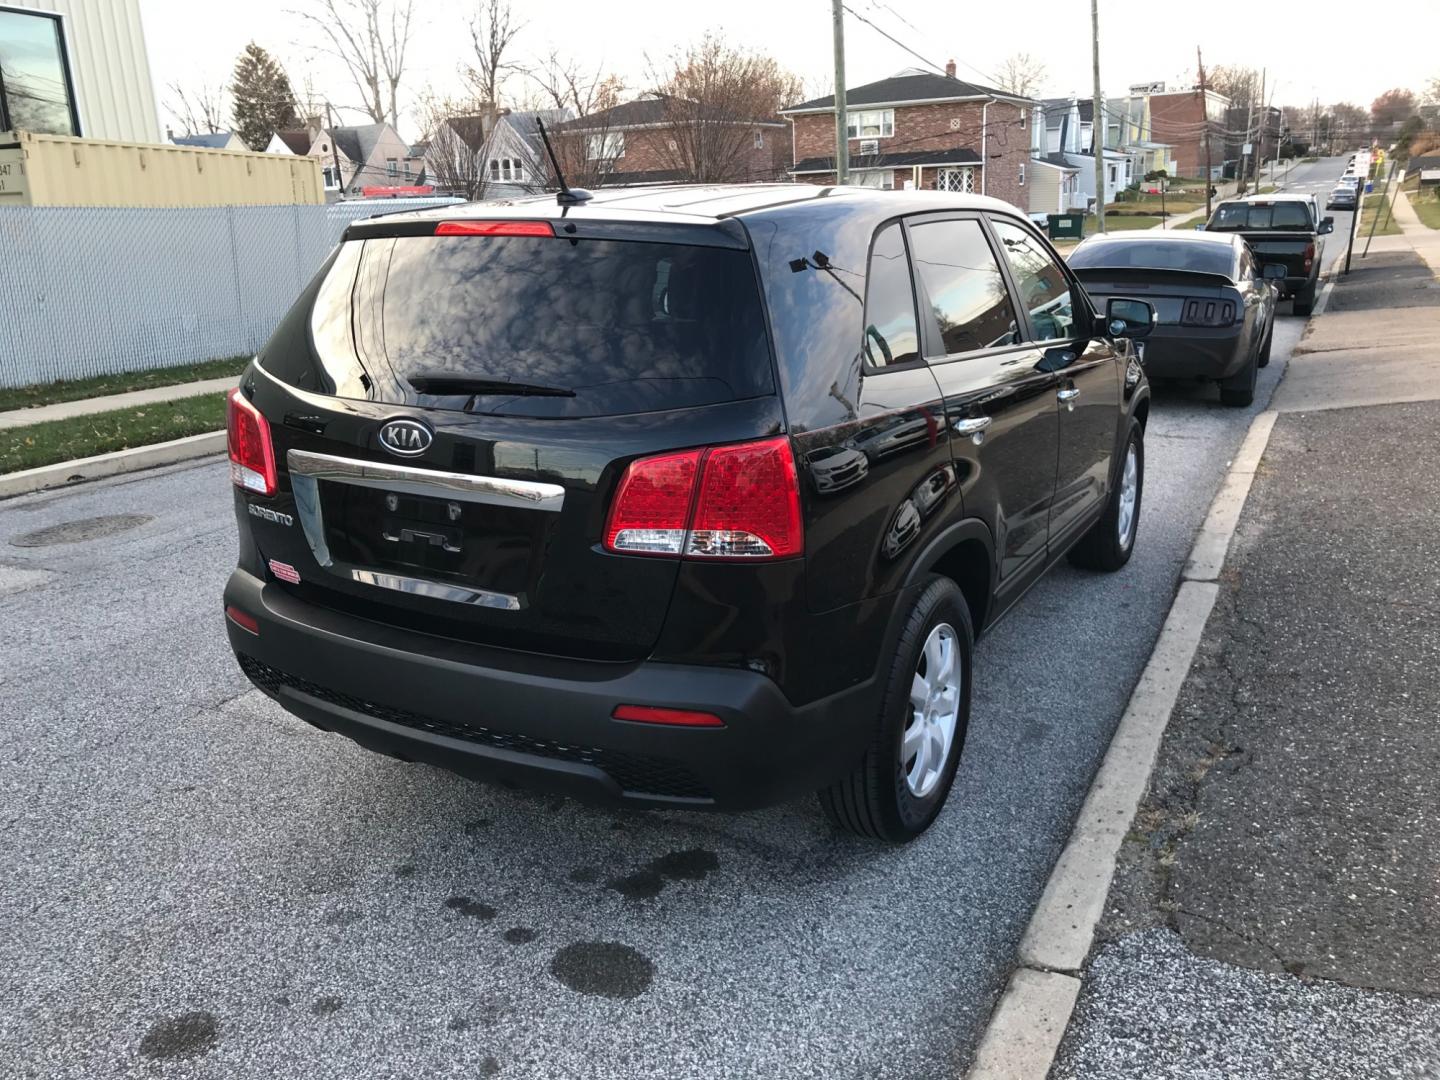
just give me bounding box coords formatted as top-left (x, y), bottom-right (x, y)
top-left (965, 405), bottom-right (1283, 1078)
top-left (1314, 279), bottom-right (1336, 315)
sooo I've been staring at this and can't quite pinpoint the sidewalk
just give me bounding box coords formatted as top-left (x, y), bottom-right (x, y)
top-left (1052, 249), bottom-right (1440, 1078)
top-left (1392, 186), bottom-right (1440, 275)
top-left (0, 375), bottom-right (234, 431)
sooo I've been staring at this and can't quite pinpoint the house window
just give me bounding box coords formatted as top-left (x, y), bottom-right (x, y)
top-left (849, 169), bottom-right (894, 190)
top-left (322, 165), bottom-right (336, 189)
top-left (588, 132), bottom-right (624, 161)
top-left (846, 109), bottom-right (894, 139)
top-left (489, 159), bottom-right (500, 180)
top-left (386, 158), bottom-right (398, 178)
top-left (1018, 163), bottom-right (1026, 187)
top-left (753, 130), bottom-right (764, 149)
top-left (936, 167), bottom-right (975, 193)
top-left (0, 8), bottom-right (81, 136)
top-left (1108, 165), bottom-right (1117, 183)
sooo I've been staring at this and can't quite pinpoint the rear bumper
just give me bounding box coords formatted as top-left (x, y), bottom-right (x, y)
top-left (1140, 327), bottom-right (1250, 380)
top-left (223, 569), bottom-right (879, 810)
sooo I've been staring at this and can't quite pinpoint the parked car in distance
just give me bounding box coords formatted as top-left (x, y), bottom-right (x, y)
top-left (223, 185), bottom-right (1154, 842)
top-left (1327, 184), bottom-right (1359, 211)
top-left (1068, 232), bottom-right (1277, 407)
top-left (1201, 193), bottom-right (1334, 315)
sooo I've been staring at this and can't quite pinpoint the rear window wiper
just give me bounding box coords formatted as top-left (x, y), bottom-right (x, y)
top-left (407, 374), bottom-right (576, 398)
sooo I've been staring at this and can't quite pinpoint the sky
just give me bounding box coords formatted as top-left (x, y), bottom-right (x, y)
top-left (139, 0), bottom-right (1438, 139)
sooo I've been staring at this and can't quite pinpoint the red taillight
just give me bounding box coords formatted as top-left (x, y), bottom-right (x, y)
top-left (603, 437), bottom-right (803, 560)
top-left (604, 448), bottom-right (702, 556)
top-left (1303, 242), bottom-right (1315, 270)
top-left (612, 704), bottom-right (725, 728)
top-left (434, 220), bottom-right (554, 237)
top-left (227, 388), bottom-right (276, 496)
top-left (225, 605), bottom-right (259, 634)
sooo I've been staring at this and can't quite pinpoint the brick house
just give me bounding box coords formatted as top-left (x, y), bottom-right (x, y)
top-left (779, 65), bottom-right (1035, 212)
top-left (1145, 86), bottom-right (1230, 178)
top-left (550, 94), bottom-right (790, 185)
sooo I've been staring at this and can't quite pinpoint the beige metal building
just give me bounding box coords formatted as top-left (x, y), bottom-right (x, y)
top-left (0, 130), bottom-right (324, 207)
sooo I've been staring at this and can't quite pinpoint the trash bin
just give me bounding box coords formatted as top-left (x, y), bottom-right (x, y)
top-left (1047, 213), bottom-right (1085, 240)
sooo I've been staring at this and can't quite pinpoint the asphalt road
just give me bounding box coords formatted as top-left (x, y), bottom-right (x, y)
top-left (1, 264), bottom-right (1325, 1078)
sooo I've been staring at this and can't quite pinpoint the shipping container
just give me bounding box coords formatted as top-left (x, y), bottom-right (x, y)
top-left (0, 130), bottom-right (324, 208)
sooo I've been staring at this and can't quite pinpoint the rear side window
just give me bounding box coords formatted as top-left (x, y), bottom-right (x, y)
top-left (268, 235), bottom-right (775, 418)
top-left (862, 223), bottom-right (921, 367)
top-left (991, 219), bottom-right (1076, 342)
top-left (908, 219), bottom-right (1020, 356)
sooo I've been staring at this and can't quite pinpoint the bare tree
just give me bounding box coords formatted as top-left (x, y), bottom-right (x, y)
top-left (646, 33), bottom-right (803, 183)
top-left (465, 0), bottom-right (524, 109)
top-left (1207, 65), bottom-right (1260, 111)
top-left (995, 53), bottom-right (1047, 99)
top-left (297, 0), bottom-right (415, 128)
top-left (167, 81), bottom-right (228, 135)
top-left (416, 91), bottom-right (491, 199)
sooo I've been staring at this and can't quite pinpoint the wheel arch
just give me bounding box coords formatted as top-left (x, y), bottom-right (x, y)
top-left (902, 518), bottom-right (995, 637)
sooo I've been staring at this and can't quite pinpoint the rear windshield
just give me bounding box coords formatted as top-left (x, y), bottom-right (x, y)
top-left (1069, 239), bottom-right (1235, 277)
top-left (263, 234), bottom-right (774, 418)
top-left (1207, 202), bottom-right (1312, 231)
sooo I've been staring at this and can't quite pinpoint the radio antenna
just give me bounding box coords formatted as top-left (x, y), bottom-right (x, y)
top-left (535, 117), bottom-right (592, 207)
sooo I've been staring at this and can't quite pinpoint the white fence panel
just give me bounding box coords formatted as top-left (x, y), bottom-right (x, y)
top-left (0, 198), bottom-right (460, 388)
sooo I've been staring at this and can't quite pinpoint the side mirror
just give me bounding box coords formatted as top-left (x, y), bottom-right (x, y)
top-left (1318, 217), bottom-right (1335, 235)
top-left (1105, 297), bottom-right (1156, 339)
top-left (1262, 263), bottom-right (1288, 280)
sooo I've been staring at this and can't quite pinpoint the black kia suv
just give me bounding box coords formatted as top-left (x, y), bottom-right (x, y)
top-left (225, 185), bottom-right (1153, 841)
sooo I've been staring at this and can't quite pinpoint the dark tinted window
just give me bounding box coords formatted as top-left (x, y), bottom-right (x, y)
top-left (991, 219), bottom-right (1076, 342)
top-left (268, 235), bottom-right (774, 418)
top-left (1208, 202), bottom-right (1312, 230)
top-left (1069, 238), bottom-right (1237, 278)
top-left (909, 219), bottom-right (1019, 356)
top-left (0, 9), bottom-right (79, 135)
top-left (862, 223), bottom-right (920, 366)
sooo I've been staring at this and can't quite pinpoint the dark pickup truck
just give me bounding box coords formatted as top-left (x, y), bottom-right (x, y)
top-left (1201, 194), bottom-right (1334, 315)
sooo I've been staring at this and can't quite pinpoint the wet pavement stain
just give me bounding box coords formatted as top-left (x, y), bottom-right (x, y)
top-left (447, 1015), bottom-right (471, 1032)
top-left (502, 927), bottom-right (536, 945)
top-left (480, 1056), bottom-right (502, 1076)
top-left (445, 896), bottom-right (497, 920)
top-left (322, 908), bottom-right (361, 927)
top-left (567, 866), bottom-right (600, 884)
top-left (138, 1011), bottom-right (219, 1060)
top-left (311, 996), bottom-right (344, 1016)
top-left (463, 819), bottom-right (490, 835)
top-left (12, 514), bottom-right (152, 548)
top-left (550, 941), bottom-right (655, 999)
top-left (606, 848), bottom-right (719, 900)
top-left (394, 864), bottom-right (418, 878)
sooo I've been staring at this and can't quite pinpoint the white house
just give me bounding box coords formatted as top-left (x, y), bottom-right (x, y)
top-left (1037, 96), bottom-right (1130, 210)
top-left (423, 108), bottom-right (571, 199)
top-left (265, 120), bottom-right (423, 199)
top-left (0, 0), bottom-right (163, 143)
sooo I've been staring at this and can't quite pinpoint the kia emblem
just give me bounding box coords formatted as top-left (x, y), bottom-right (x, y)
top-left (378, 418), bottom-right (433, 457)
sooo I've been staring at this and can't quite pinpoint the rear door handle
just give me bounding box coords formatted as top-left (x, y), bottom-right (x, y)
top-left (953, 416), bottom-right (992, 444)
top-left (1057, 387), bottom-right (1081, 403)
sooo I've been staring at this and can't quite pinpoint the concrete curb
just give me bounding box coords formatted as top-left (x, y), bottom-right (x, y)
top-left (965, 407), bottom-right (1282, 1080)
top-left (0, 430), bottom-right (225, 500)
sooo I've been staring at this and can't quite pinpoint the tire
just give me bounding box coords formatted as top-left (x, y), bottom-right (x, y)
top-left (818, 575), bottom-right (972, 842)
top-left (1257, 325), bottom-right (1273, 369)
top-left (1292, 285), bottom-right (1315, 316)
top-left (1068, 421), bottom-right (1143, 572)
top-left (1219, 343), bottom-right (1258, 408)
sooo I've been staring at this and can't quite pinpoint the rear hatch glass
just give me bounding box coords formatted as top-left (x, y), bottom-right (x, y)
top-left (251, 227), bottom-right (781, 661)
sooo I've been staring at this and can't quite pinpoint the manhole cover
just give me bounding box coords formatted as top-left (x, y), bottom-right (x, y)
top-left (11, 513), bottom-right (153, 548)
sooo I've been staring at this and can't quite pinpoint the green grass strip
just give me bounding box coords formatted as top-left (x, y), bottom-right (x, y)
top-left (0, 356), bottom-right (248, 413)
top-left (0, 392), bottom-right (228, 475)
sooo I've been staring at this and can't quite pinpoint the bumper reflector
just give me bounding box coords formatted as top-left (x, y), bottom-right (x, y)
top-left (612, 704), bottom-right (725, 728)
top-left (225, 605), bottom-right (259, 634)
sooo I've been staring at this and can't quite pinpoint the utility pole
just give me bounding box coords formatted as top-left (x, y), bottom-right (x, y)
top-left (1253, 69), bottom-right (1267, 190)
top-left (831, 0), bottom-right (849, 186)
top-left (325, 101), bottom-right (344, 198)
top-left (1091, 0), bottom-right (1105, 233)
top-left (1197, 47), bottom-right (1213, 218)
top-left (1241, 89), bottom-right (1255, 194)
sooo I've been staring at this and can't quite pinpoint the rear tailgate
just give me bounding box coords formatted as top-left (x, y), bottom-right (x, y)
top-left (1072, 268), bottom-right (1237, 326)
top-left (1239, 231), bottom-right (1315, 277)
top-left (240, 218), bottom-right (783, 662)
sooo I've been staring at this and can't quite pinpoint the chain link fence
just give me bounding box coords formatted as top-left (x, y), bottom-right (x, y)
top-left (0, 199), bottom-right (460, 389)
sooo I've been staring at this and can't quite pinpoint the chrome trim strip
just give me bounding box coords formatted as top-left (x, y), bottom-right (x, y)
top-left (350, 569), bottom-right (522, 610)
top-left (286, 449), bottom-right (565, 512)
